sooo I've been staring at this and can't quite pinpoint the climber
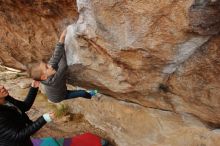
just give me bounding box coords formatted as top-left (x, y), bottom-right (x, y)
top-left (28, 29), bottom-right (97, 103)
top-left (0, 81), bottom-right (56, 146)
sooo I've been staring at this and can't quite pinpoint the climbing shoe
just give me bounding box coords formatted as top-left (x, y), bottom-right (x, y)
top-left (87, 90), bottom-right (98, 97)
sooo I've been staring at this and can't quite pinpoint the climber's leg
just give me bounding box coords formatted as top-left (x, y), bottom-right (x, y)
top-left (65, 90), bottom-right (93, 100)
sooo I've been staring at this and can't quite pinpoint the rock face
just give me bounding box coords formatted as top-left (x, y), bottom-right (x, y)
top-left (189, 0), bottom-right (220, 35)
top-left (66, 96), bottom-right (220, 146)
top-left (1, 0), bottom-right (220, 145)
top-left (65, 0), bottom-right (220, 126)
top-left (0, 0), bottom-right (78, 70)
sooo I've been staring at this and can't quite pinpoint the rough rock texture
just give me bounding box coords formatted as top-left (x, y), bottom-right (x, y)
top-left (2, 72), bottom-right (219, 146)
top-left (189, 0), bottom-right (220, 35)
top-left (0, 0), bottom-right (78, 70)
top-left (66, 96), bottom-right (220, 146)
top-left (64, 0), bottom-right (220, 126)
top-left (0, 75), bottom-right (112, 144)
top-left (1, 0), bottom-right (220, 145)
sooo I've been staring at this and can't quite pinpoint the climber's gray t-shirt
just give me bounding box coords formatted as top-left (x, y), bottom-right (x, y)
top-left (41, 43), bottom-right (68, 103)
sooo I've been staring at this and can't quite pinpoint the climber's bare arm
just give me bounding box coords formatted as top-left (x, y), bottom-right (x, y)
top-left (59, 29), bottom-right (67, 44)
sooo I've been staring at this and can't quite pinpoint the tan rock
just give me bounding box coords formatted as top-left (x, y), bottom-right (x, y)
top-left (65, 96), bottom-right (220, 146)
top-left (0, 0), bottom-right (220, 145)
top-left (0, 0), bottom-right (78, 70)
top-left (17, 79), bottom-right (32, 89)
top-left (64, 0), bottom-right (220, 126)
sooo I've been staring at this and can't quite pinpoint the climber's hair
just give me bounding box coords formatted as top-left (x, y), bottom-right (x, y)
top-left (27, 61), bottom-right (45, 81)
